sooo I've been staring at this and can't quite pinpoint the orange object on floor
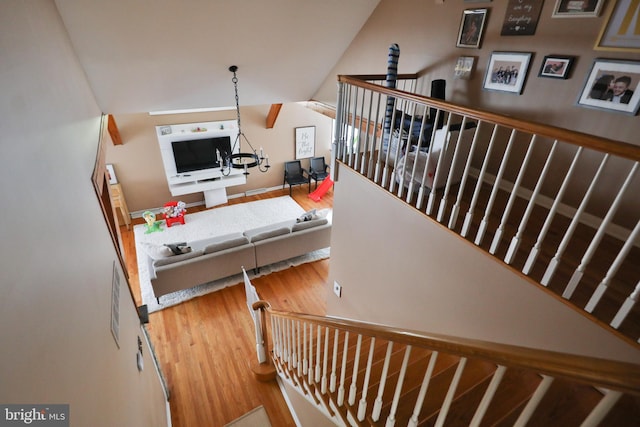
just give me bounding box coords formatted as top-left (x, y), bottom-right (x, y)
top-left (308, 177), bottom-right (333, 202)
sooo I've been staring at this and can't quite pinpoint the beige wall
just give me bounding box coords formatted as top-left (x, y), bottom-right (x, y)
top-left (0, 2), bottom-right (168, 425)
top-left (314, 0), bottom-right (640, 145)
top-left (327, 166), bottom-right (640, 364)
top-left (106, 104), bottom-right (333, 213)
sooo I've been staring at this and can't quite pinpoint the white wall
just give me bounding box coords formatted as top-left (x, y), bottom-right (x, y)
top-left (0, 1), bottom-right (168, 425)
top-left (327, 167), bottom-right (640, 364)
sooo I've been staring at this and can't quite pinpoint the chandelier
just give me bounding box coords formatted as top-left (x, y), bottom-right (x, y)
top-left (221, 65), bottom-right (270, 176)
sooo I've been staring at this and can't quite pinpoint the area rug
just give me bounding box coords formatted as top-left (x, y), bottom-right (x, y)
top-left (134, 196), bottom-right (330, 312)
top-left (224, 406), bottom-right (271, 427)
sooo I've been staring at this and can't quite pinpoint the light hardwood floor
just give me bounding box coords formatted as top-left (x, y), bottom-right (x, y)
top-left (120, 185), bottom-right (333, 427)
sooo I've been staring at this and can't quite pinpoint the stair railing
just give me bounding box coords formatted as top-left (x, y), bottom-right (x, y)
top-left (332, 74), bottom-right (640, 344)
top-left (257, 301), bottom-right (640, 427)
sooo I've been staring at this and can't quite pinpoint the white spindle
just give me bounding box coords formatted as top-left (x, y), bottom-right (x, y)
top-left (490, 134), bottom-right (537, 254)
top-left (357, 337), bottom-right (376, 421)
top-left (475, 130), bottom-right (516, 245)
top-left (434, 357), bottom-right (467, 427)
top-left (505, 140), bottom-right (558, 264)
top-left (611, 281), bottom-right (640, 328)
top-left (563, 162), bottom-right (638, 299)
top-left (542, 154), bottom-right (610, 286)
top-left (523, 147), bottom-right (583, 273)
top-left (580, 390), bottom-right (622, 427)
top-left (585, 218), bottom-right (640, 312)
top-left (354, 88), bottom-right (367, 172)
top-left (438, 117), bottom-right (470, 222)
top-left (408, 351), bottom-right (439, 427)
top-left (360, 90), bottom-right (374, 176)
top-left (369, 92), bottom-right (383, 180)
top-left (469, 365), bottom-right (506, 426)
top-left (385, 345), bottom-right (412, 427)
top-left (308, 324), bottom-right (314, 384)
top-left (321, 327), bottom-right (330, 393)
top-left (348, 334), bottom-right (363, 405)
top-left (416, 114), bottom-right (442, 210)
top-left (513, 375), bottom-right (554, 427)
top-left (448, 122), bottom-right (481, 230)
top-left (286, 318), bottom-right (292, 369)
top-left (426, 116), bottom-right (454, 215)
top-left (271, 316), bottom-right (279, 360)
top-left (372, 342), bottom-right (394, 421)
top-left (406, 113), bottom-right (431, 203)
top-left (296, 320), bottom-right (302, 376)
top-left (330, 329), bottom-right (339, 392)
top-left (302, 322), bottom-right (308, 375)
top-left (461, 124), bottom-right (499, 237)
top-left (315, 324), bottom-right (322, 383)
top-left (337, 331), bottom-right (349, 406)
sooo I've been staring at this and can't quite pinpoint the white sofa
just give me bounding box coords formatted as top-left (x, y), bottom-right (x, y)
top-left (142, 216), bottom-right (331, 303)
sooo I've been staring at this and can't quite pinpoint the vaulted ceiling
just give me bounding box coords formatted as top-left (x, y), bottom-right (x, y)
top-left (54, 0), bottom-right (380, 114)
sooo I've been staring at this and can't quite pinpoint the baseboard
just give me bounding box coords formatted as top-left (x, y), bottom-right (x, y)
top-left (469, 168), bottom-right (636, 246)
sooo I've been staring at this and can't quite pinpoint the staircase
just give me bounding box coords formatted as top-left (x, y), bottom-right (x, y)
top-left (261, 306), bottom-right (640, 426)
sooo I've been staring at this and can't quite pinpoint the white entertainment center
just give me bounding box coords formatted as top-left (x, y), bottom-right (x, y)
top-left (155, 120), bottom-right (246, 208)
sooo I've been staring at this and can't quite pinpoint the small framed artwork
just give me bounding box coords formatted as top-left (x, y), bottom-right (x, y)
top-left (595, 0), bottom-right (640, 52)
top-left (483, 52), bottom-right (533, 95)
top-left (577, 58), bottom-right (640, 115)
top-left (106, 164), bottom-right (118, 184)
top-left (454, 56), bottom-right (476, 79)
top-left (456, 9), bottom-right (489, 48)
top-left (538, 55), bottom-right (575, 79)
top-left (552, 0), bottom-right (605, 17)
top-left (295, 126), bottom-right (316, 160)
top-left (500, 0), bottom-right (544, 35)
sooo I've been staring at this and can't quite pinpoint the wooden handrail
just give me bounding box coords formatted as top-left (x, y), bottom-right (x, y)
top-left (338, 75), bottom-right (640, 162)
top-left (261, 302), bottom-right (640, 395)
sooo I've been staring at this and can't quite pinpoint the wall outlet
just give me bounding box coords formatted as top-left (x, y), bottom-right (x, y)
top-left (333, 281), bottom-right (342, 298)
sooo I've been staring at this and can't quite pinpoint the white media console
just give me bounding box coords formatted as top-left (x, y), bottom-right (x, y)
top-left (156, 120), bottom-right (246, 208)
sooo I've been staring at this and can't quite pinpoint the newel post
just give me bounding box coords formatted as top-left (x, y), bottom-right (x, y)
top-left (251, 300), bottom-right (276, 382)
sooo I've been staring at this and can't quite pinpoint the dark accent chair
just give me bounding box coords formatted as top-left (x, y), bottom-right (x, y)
top-left (283, 160), bottom-right (310, 195)
top-left (308, 156), bottom-right (329, 189)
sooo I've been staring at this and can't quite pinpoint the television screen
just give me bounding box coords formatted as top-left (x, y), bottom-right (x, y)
top-left (171, 136), bottom-right (232, 173)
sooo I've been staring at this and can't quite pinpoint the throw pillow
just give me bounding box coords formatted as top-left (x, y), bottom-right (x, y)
top-left (292, 217), bottom-right (328, 232)
top-left (164, 242), bottom-right (192, 255)
top-left (296, 209), bottom-right (317, 223)
top-left (140, 242), bottom-right (173, 259)
top-left (203, 236), bottom-right (250, 254)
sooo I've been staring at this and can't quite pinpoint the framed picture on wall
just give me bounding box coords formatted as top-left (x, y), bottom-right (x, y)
top-left (483, 52), bottom-right (533, 94)
top-left (295, 126), bottom-right (316, 160)
top-left (552, 0), bottom-right (605, 17)
top-left (500, 0), bottom-right (544, 35)
top-left (454, 56), bottom-right (476, 79)
top-left (577, 58), bottom-right (640, 115)
top-left (456, 9), bottom-right (488, 48)
top-left (595, 0), bottom-right (640, 52)
top-left (538, 55), bottom-right (575, 79)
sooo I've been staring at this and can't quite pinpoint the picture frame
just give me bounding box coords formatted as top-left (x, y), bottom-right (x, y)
top-left (538, 55), bottom-right (575, 79)
top-left (106, 163), bottom-right (118, 184)
top-left (552, 0), bottom-right (605, 17)
top-left (454, 56), bottom-right (476, 79)
top-left (595, 0), bottom-right (640, 52)
top-left (500, 0), bottom-right (544, 35)
top-left (483, 52), bottom-right (533, 94)
top-left (456, 9), bottom-right (488, 49)
top-left (295, 126), bottom-right (315, 160)
top-left (576, 58), bottom-right (640, 115)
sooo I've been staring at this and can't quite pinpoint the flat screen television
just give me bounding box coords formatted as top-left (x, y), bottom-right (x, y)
top-left (171, 136), bottom-right (232, 173)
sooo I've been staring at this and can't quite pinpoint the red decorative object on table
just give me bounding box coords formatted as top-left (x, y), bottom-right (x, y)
top-left (163, 201), bottom-right (186, 227)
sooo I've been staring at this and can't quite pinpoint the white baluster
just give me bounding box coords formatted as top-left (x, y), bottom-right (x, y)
top-left (490, 135), bottom-right (537, 254)
top-left (357, 338), bottom-right (376, 421)
top-left (337, 331), bottom-right (349, 406)
top-left (505, 140), bottom-right (557, 264)
top-left (563, 162), bottom-right (638, 299)
top-left (302, 322), bottom-right (308, 375)
top-left (523, 147), bottom-right (583, 274)
top-left (462, 125), bottom-right (499, 237)
top-left (286, 318), bottom-right (292, 369)
top-left (611, 281), bottom-right (640, 329)
top-left (438, 118), bottom-right (470, 222)
top-left (330, 329), bottom-right (339, 392)
top-left (315, 325), bottom-right (322, 383)
top-left (296, 320), bottom-right (302, 376)
top-left (448, 122), bottom-right (481, 230)
top-left (321, 327), bottom-right (330, 393)
top-left (372, 342), bottom-right (394, 421)
top-left (476, 130), bottom-right (516, 246)
top-left (308, 324), bottom-right (314, 384)
top-left (586, 219), bottom-right (640, 312)
top-left (513, 375), bottom-right (554, 427)
top-left (348, 334), bottom-right (363, 405)
top-left (408, 351), bottom-right (439, 427)
top-left (469, 365), bottom-right (506, 426)
top-left (385, 345), bottom-right (412, 427)
top-left (580, 390), bottom-right (623, 427)
top-left (434, 357), bottom-right (467, 427)
top-left (542, 154), bottom-right (610, 286)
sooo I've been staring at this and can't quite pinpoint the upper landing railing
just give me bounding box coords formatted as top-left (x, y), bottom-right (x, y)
top-left (333, 74), bottom-right (640, 344)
